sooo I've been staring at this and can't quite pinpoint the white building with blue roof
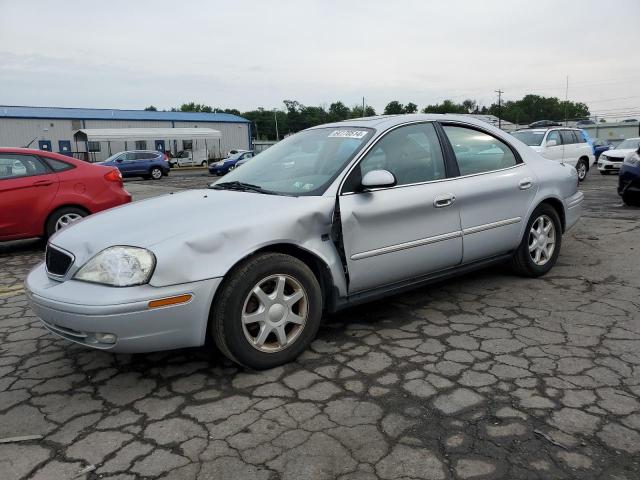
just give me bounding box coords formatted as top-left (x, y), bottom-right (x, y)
top-left (0, 106), bottom-right (252, 161)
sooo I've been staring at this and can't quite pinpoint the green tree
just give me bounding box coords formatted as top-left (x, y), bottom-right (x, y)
top-left (328, 101), bottom-right (350, 122)
top-left (144, 105), bottom-right (157, 111)
top-left (179, 102), bottom-right (213, 113)
top-left (422, 99), bottom-right (468, 114)
top-left (404, 102), bottom-right (418, 114)
top-left (350, 105), bottom-right (376, 117)
top-left (487, 95), bottom-right (590, 124)
top-left (384, 101), bottom-right (405, 115)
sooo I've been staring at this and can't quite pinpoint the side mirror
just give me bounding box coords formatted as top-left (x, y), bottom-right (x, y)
top-left (116, 158), bottom-right (123, 163)
top-left (361, 170), bottom-right (396, 190)
top-left (546, 139), bottom-right (558, 147)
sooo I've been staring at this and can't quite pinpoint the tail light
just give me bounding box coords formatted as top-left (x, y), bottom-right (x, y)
top-left (104, 168), bottom-right (123, 185)
top-left (163, 153), bottom-right (169, 162)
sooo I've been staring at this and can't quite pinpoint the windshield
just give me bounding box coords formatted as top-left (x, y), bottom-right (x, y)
top-left (617, 139), bottom-right (640, 150)
top-left (104, 153), bottom-right (121, 162)
top-left (511, 131), bottom-right (546, 146)
top-left (211, 127), bottom-right (374, 195)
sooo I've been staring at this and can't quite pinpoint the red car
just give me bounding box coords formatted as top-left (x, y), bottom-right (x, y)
top-left (0, 148), bottom-right (131, 241)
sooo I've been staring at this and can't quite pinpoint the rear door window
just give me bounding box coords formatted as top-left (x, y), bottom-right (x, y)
top-left (442, 125), bottom-right (518, 176)
top-left (0, 154), bottom-right (49, 179)
top-left (560, 130), bottom-right (575, 145)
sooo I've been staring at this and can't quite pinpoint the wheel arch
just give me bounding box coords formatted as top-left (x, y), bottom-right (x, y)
top-left (43, 204), bottom-right (91, 237)
top-left (214, 242), bottom-right (336, 312)
top-left (536, 196), bottom-right (566, 232)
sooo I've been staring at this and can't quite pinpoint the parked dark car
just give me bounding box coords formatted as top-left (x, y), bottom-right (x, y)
top-left (528, 120), bottom-right (561, 128)
top-left (576, 119), bottom-right (596, 126)
top-left (209, 151), bottom-right (254, 175)
top-left (618, 148), bottom-right (640, 206)
top-left (592, 139), bottom-right (613, 159)
top-left (100, 150), bottom-right (170, 180)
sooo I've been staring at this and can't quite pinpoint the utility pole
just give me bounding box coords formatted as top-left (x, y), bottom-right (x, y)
top-left (495, 89), bottom-right (503, 129)
top-left (564, 75), bottom-right (569, 126)
top-left (362, 97), bottom-right (365, 117)
top-left (274, 109), bottom-right (279, 141)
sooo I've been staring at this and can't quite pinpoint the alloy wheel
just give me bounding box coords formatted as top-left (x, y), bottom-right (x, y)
top-left (241, 274), bottom-right (308, 353)
top-left (55, 213), bottom-right (83, 231)
top-left (528, 214), bottom-right (556, 266)
top-left (151, 168), bottom-right (162, 179)
top-left (577, 161), bottom-right (587, 180)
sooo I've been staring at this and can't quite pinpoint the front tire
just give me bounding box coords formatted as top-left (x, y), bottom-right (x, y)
top-left (210, 253), bottom-right (323, 369)
top-left (150, 167), bottom-right (162, 180)
top-left (45, 207), bottom-right (87, 239)
top-left (511, 204), bottom-right (562, 277)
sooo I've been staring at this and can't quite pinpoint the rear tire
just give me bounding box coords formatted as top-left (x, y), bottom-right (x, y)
top-left (576, 159), bottom-right (588, 181)
top-left (45, 207), bottom-right (88, 239)
top-left (201, 161), bottom-right (207, 167)
top-left (210, 253), bottom-right (323, 369)
top-left (511, 204), bottom-right (562, 277)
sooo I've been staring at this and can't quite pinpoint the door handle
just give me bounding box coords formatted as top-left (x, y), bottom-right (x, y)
top-left (434, 193), bottom-right (455, 208)
top-left (519, 178), bottom-right (533, 190)
top-left (32, 179), bottom-right (53, 187)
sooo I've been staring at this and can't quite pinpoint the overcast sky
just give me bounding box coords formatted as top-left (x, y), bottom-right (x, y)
top-left (1, 0), bottom-right (639, 120)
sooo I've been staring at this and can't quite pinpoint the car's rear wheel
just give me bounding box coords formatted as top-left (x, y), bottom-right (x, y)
top-left (576, 159), bottom-right (588, 181)
top-left (45, 207), bottom-right (88, 238)
top-left (210, 252), bottom-right (322, 369)
top-left (201, 161), bottom-right (207, 167)
top-left (150, 167), bottom-right (162, 180)
top-left (511, 204), bottom-right (562, 277)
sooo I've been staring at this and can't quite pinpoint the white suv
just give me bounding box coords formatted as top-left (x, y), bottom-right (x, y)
top-left (511, 128), bottom-right (595, 181)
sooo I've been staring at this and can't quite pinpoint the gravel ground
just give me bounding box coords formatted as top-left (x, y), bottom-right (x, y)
top-left (0, 171), bottom-right (639, 480)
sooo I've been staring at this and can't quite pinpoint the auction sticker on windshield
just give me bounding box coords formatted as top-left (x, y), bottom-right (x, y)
top-left (328, 130), bottom-right (368, 139)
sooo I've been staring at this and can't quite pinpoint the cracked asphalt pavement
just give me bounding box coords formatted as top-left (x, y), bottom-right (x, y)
top-left (1, 171), bottom-right (639, 479)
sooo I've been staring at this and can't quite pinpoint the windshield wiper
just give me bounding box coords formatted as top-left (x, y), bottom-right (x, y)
top-left (209, 181), bottom-right (278, 195)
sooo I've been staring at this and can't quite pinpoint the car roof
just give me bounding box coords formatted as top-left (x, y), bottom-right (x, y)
top-left (0, 147), bottom-right (83, 163)
top-left (515, 127), bottom-right (580, 133)
top-left (308, 113), bottom-right (506, 132)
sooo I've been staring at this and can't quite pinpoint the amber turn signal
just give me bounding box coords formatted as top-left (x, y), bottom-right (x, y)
top-left (148, 294), bottom-right (192, 309)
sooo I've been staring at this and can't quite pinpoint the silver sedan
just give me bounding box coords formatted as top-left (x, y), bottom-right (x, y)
top-left (26, 114), bottom-right (583, 369)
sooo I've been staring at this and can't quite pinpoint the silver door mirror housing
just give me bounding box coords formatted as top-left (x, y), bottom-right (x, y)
top-left (546, 139), bottom-right (558, 147)
top-left (361, 169), bottom-right (396, 190)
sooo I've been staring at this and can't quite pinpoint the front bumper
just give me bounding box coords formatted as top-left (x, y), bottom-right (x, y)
top-left (25, 263), bottom-right (222, 353)
top-left (598, 158), bottom-right (623, 171)
top-left (564, 190), bottom-right (584, 232)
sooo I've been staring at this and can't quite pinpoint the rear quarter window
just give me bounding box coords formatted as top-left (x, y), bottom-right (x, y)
top-left (43, 157), bottom-right (75, 172)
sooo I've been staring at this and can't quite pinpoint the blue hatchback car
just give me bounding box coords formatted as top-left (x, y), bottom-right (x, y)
top-left (618, 149), bottom-right (640, 206)
top-left (209, 151), bottom-right (254, 176)
top-left (100, 150), bottom-right (170, 180)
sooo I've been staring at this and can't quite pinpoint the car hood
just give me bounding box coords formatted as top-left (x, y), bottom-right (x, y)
top-left (602, 148), bottom-right (635, 158)
top-left (49, 189), bottom-right (336, 286)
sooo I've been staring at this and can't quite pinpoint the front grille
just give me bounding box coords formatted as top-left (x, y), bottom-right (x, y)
top-left (46, 245), bottom-right (73, 276)
top-left (607, 156), bottom-right (624, 162)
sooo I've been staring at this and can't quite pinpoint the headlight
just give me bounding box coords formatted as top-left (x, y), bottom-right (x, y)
top-left (74, 246), bottom-right (156, 286)
top-left (600, 154), bottom-right (608, 160)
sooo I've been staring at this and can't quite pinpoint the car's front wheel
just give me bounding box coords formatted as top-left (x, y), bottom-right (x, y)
top-left (150, 167), bottom-right (163, 180)
top-left (576, 159), bottom-right (588, 181)
top-left (511, 204), bottom-right (562, 277)
top-left (210, 253), bottom-right (323, 369)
